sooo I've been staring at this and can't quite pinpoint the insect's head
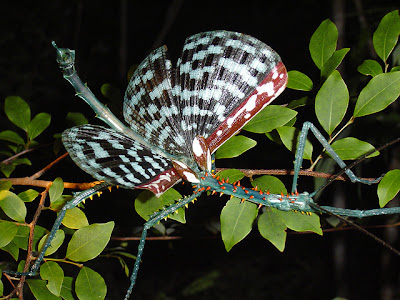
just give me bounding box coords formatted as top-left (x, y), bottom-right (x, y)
top-left (52, 41), bottom-right (76, 72)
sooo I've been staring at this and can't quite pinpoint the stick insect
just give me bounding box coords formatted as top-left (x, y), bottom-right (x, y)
top-left (5, 30), bottom-right (400, 299)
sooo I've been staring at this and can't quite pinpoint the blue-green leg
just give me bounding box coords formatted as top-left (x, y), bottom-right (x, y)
top-left (6, 182), bottom-right (113, 276)
top-left (124, 189), bottom-right (204, 300)
top-left (291, 122), bottom-right (381, 195)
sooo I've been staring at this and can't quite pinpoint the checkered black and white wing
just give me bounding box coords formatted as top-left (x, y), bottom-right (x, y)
top-left (123, 46), bottom-right (186, 159)
top-left (124, 30), bottom-right (287, 158)
top-left (62, 124), bottom-right (180, 196)
top-left (176, 31), bottom-right (287, 153)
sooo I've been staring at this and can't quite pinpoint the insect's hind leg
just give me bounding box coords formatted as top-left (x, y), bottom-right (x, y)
top-left (291, 121), bottom-right (382, 194)
top-left (125, 189), bottom-right (205, 300)
top-left (5, 182), bottom-right (113, 277)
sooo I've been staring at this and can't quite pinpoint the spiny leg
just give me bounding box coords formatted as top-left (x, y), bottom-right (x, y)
top-left (291, 121), bottom-right (381, 195)
top-left (125, 189), bottom-right (204, 300)
top-left (6, 182), bottom-right (113, 277)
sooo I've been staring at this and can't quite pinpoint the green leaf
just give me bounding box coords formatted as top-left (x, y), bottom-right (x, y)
top-left (309, 19), bottom-right (338, 69)
top-left (287, 96), bottom-right (310, 109)
top-left (354, 71), bottom-right (400, 117)
top-left (66, 221), bottom-right (114, 262)
top-left (392, 66), bottom-right (400, 72)
top-left (4, 96), bottom-right (31, 131)
top-left (26, 279), bottom-right (60, 300)
top-left (135, 188), bottom-right (185, 223)
top-left (373, 10), bottom-right (400, 63)
top-left (393, 43), bottom-right (400, 66)
top-left (1, 164), bottom-right (15, 178)
top-left (49, 177), bottom-right (64, 204)
top-left (13, 158), bottom-right (32, 167)
top-left (28, 113), bottom-right (51, 141)
top-left (0, 130), bottom-right (25, 144)
top-left (50, 195), bottom-right (71, 211)
top-left (287, 71), bottom-right (313, 91)
top-left (37, 229), bottom-right (65, 256)
top-left (75, 267), bottom-right (107, 300)
top-left (321, 48), bottom-right (350, 78)
top-left (13, 225), bottom-right (46, 251)
top-left (66, 112), bottom-right (88, 126)
top-left (62, 207), bottom-right (89, 229)
top-left (0, 221), bottom-right (18, 247)
top-left (378, 169), bottom-right (400, 207)
top-left (243, 105), bottom-right (297, 133)
top-left (17, 260), bottom-right (25, 272)
top-left (220, 197), bottom-right (258, 251)
top-left (0, 190), bottom-right (26, 222)
top-left (330, 137), bottom-right (379, 160)
top-left (101, 83), bottom-right (121, 102)
top-left (258, 208), bottom-right (287, 252)
top-left (274, 210), bottom-right (322, 235)
top-left (40, 262), bottom-right (64, 297)
top-left (215, 135), bottom-right (256, 159)
top-left (18, 189), bottom-right (39, 202)
top-left (251, 175), bottom-right (287, 194)
top-left (216, 169), bottom-right (245, 183)
top-left (358, 59), bottom-right (383, 77)
top-left (1, 240), bottom-right (19, 260)
top-left (60, 277), bottom-right (74, 300)
top-left (315, 70), bottom-right (349, 135)
top-left (0, 180), bottom-right (12, 191)
top-left (276, 126), bottom-right (313, 160)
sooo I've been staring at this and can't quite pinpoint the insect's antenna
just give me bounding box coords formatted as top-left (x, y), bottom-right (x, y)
top-left (313, 136), bottom-right (400, 196)
top-left (310, 202), bottom-right (400, 256)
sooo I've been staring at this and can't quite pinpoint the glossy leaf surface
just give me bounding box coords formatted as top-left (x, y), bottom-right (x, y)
top-left (221, 197), bottom-right (258, 251)
top-left (309, 19), bottom-right (338, 69)
top-left (243, 105), bottom-right (297, 133)
top-left (215, 135), bottom-right (256, 159)
top-left (75, 267), bottom-right (107, 300)
top-left (315, 70), bottom-right (349, 135)
top-left (378, 169), bottom-right (400, 207)
top-left (373, 10), bottom-right (400, 63)
top-left (66, 222), bottom-right (114, 262)
top-left (354, 71), bottom-right (400, 117)
top-left (40, 261), bottom-right (64, 296)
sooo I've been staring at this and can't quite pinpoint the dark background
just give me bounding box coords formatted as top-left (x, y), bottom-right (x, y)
top-left (1, 1), bottom-right (400, 299)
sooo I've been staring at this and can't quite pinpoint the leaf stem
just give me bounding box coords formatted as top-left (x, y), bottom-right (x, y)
top-left (40, 257), bottom-right (84, 269)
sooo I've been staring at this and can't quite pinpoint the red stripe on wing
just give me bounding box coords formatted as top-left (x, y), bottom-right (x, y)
top-left (137, 167), bottom-right (182, 197)
top-left (207, 62), bottom-right (288, 153)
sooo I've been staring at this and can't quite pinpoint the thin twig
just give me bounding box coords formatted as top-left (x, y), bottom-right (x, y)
top-left (0, 178), bottom-right (103, 190)
top-left (217, 168), bottom-right (352, 181)
top-left (1, 143), bottom-right (52, 165)
top-left (1, 148), bottom-right (35, 164)
top-left (29, 152), bottom-right (69, 180)
top-left (16, 184), bottom-right (51, 299)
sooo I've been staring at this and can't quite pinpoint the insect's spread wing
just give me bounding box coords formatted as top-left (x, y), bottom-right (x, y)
top-left (65, 31), bottom-right (287, 197)
top-left (62, 124), bottom-right (180, 197)
top-left (175, 31), bottom-right (288, 153)
top-left (123, 46), bottom-right (189, 159)
top-left (124, 30), bottom-right (288, 159)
